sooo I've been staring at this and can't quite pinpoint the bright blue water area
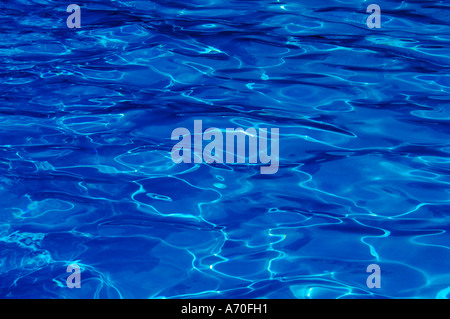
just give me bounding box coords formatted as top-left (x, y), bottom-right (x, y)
top-left (0, 0), bottom-right (449, 298)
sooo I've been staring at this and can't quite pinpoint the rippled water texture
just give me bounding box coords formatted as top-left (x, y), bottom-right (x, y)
top-left (0, 0), bottom-right (449, 299)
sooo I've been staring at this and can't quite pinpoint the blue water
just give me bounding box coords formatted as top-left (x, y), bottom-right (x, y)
top-left (0, 0), bottom-right (449, 299)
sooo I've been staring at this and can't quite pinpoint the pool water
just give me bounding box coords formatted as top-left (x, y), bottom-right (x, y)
top-left (0, 0), bottom-right (449, 298)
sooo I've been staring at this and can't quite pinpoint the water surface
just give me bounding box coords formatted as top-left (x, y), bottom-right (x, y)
top-left (0, 0), bottom-right (449, 298)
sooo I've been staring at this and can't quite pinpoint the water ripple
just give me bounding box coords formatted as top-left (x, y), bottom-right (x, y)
top-left (0, 0), bottom-right (449, 299)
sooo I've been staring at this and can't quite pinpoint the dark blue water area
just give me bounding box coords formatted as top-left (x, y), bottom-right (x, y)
top-left (0, 0), bottom-right (449, 299)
